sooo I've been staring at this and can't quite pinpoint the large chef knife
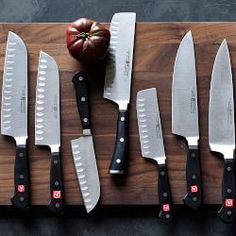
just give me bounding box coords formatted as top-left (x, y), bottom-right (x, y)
top-left (35, 51), bottom-right (64, 214)
top-left (1, 31), bottom-right (30, 209)
top-left (103, 12), bottom-right (136, 174)
top-left (71, 71), bottom-right (100, 213)
top-left (209, 40), bottom-right (236, 223)
top-left (137, 88), bottom-right (173, 223)
top-left (172, 31), bottom-right (202, 208)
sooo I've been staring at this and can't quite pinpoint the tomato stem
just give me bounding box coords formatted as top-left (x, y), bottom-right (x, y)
top-left (77, 32), bottom-right (90, 39)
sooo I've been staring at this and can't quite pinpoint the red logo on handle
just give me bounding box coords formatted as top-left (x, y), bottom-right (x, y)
top-left (225, 199), bottom-right (234, 207)
top-left (163, 204), bottom-right (170, 212)
top-left (191, 185), bottom-right (198, 193)
top-left (53, 190), bottom-right (61, 199)
top-left (18, 185), bottom-right (25, 193)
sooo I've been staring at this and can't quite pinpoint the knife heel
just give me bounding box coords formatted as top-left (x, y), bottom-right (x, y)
top-left (11, 144), bottom-right (30, 209)
top-left (158, 164), bottom-right (173, 223)
top-left (48, 151), bottom-right (64, 214)
top-left (183, 146), bottom-right (202, 209)
top-left (109, 110), bottom-right (129, 175)
top-left (218, 159), bottom-right (236, 223)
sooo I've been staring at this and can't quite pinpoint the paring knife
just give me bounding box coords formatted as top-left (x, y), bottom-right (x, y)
top-left (71, 71), bottom-right (100, 213)
top-left (209, 40), bottom-right (236, 223)
top-left (35, 51), bottom-right (64, 214)
top-left (103, 12), bottom-right (136, 174)
top-left (172, 31), bottom-right (202, 208)
top-left (137, 88), bottom-right (173, 223)
top-left (1, 31), bottom-right (30, 209)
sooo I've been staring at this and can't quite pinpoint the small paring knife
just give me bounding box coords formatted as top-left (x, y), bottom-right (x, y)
top-left (71, 71), bottom-right (100, 213)
top-left (137, 88), bottom-right (173, 223)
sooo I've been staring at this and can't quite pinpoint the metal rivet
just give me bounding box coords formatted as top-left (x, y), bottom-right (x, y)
top-left (116, 159), bottom-right (121, 164)
top-left (19, 174), bottom-right (24, 179)
top-left (227, 210), bottom-right (232, 216)
top-left (79, 76), bottom-right (83, 81)
top-left (19, 153), bottom-right (23, 157)
top-left (55, 181), bottom-right (59, 186)
top-left (81, 97), bottom-right (86, 102)
top-left (192, 197), bottom-right (198, 202)
top-left (121, 117), bottom-right (125, 121)
top-left (163, 192), bottom-right (168, 197)
top-left (120, 138), bottom-right (124, 142)
top-left (55, 202), bottom-right (60, 208)
top-left (83, 118), bottom-right (88, 123)
top-left (20, 196), bottom-right (24, 202)
top-left (192, 174), bottom-right (196, 180)
top-left (160, 171), bottom-right (165, 176)
top-left (227, 166), bottom-right (232, 172)
top-left (227, 188), bottom-right (232, 193)
top-left (54, 159), bottom-right (58, 165)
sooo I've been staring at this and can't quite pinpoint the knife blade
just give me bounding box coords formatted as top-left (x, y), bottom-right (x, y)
top-left (70, 71), bottom-right (100, 213)
top-left (209, 39), bottom-right (236, 223)
top-left (137, 88), bottom-right (173, 223)
top-left (172, 31), bottom-right (202, 208)
top-left (1, 31), bottom-right (30, 209)
top-left (35, 51), bottom-right (64, 214)
top-left (103, 12), bottom-right (136, 175)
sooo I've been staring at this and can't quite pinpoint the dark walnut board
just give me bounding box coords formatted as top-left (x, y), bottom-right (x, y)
top-left (0, 22), bottom-right (235, 206)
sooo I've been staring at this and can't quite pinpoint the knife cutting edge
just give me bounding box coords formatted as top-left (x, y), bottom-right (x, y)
top-left (35, 51), bottom-right (64, 214)
top-left (1, 31), bottom-right (30, 209)
top-left (103, 12), bottom-right (136, 175)
top-left (137, 88), bottom-right (173, 223)
top-left (172, 31), bottom-right (202, 208)
top-left (209, 39), bottom-right (236, 223)
top-left (71, 71), bottom-right (100, 213)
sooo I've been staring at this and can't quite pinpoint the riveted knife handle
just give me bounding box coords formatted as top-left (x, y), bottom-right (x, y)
top-left (48, 151), bottom-right (64, 214)
top-left (158, 164), bottom-right (173, 223)
top-left (109, 110), bottom-right (128, 175)
top-left (183, 146), bottom-right (202, 209)
top-left (11, 144), bottom-right (30, 209)
top-left (218, 159), bottom-right (236, 223)
top-left (72, 71), bottom-right (90, 130)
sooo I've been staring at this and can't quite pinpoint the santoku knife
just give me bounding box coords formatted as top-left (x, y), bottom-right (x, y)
top-left (209, 39), bottom-right (236, 223)
top-left (103, 12), bottom-right (136, 174)
top-left (1, 31), bottom-right (30, 209)
top-left (35, 51), bottom-right (64, 214)
top-left (172, 31), bottom-right (202, 208)
top-left (137, 88), bottom-right (173, 223)
top-left (71, 71), bottom-right (100, 213)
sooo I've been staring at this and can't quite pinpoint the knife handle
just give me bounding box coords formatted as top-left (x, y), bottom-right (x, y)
top-left (48, 151), bottom-right (64, 214)
top-left (11, 144), bottom-right (30, 209)
top-left (183, 146), bottom-right (202, 209)
top-left (72, 71), bottom-right (91, 130)
top-left (218, 159), bottom-right (236, 223)
top-left (109, 110), bottom-right (128, 175)
top-left (158, 164), bottom-right (173, 223)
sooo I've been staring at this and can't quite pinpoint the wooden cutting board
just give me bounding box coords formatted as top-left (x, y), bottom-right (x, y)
top-left (0, 22), bottom-right (235, 205)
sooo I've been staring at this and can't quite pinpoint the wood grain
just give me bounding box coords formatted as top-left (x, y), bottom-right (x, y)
top-left (0, 23), bottom-right (234, 205)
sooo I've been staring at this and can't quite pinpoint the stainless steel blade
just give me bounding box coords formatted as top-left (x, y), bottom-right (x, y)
top-left (172, 31), bottom-right (199, 144)
top-left (35, 51), bottom-right (60, 151)
top-left (137, 88), bottom-right (166, 165)
top-left (209, 39), bottom-right (235, 158)
top-left (71, 137), bottom-right (100, 213)
top-left (103, 12), bottom-right (136, 110)
top-left (1, 31), bottom-right (28, 143)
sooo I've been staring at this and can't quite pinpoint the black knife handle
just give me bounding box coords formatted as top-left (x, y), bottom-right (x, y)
top-left (109, 110), bottom-right (129, 175)
top-left (158, 164), bottom-right (173, 223)
top-left (48, 151), bottom-right (64, 214)
top-left (183, 146), bottom-right (202, 209)
top-left (11, 144), bottom-right (30, 209)
top-left (72, 71), bottom-right (90, 130)
top-left (218, 159), bottom-right (236, 223)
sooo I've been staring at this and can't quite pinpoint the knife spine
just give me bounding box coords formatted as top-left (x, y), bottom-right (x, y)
top-left (71, 142), bottom-right (93, 212)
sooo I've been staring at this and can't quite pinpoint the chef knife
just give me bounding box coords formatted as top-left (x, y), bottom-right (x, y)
top-left (35, 51), bottom-right (64, 214)
top-left (103, 12), bottom-right (136, 174)
top-left (209, 39), bottom-right (236, 223)
top-left (71, 71), bottom-right (100, 213)
top-left (137, 88), bottom-right (173, 223)
top-left (172, 31), bottom-right (202, 208)
top-left (1, 31), bottom-right (30, 209)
